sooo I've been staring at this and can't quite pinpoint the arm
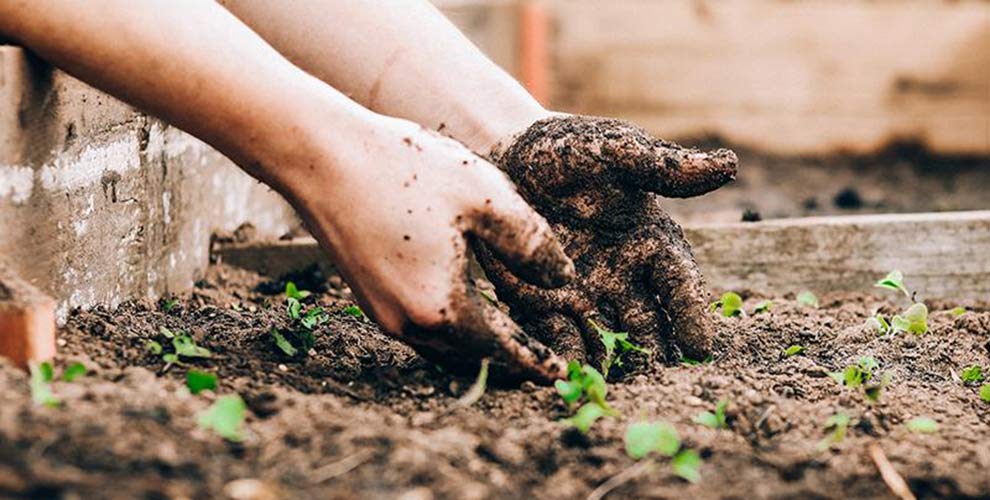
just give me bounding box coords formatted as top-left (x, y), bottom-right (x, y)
top-left (218, 0), bottom-right (549, 156)
top-left (0, 0), bottom-right (574, 382)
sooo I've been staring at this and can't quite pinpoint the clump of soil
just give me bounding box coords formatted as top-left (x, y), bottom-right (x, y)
top-left (0, 265), bottom-right (988, 499)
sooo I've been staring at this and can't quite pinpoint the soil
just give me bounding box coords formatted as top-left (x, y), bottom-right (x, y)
top-left (1, 264), bottom-right (988, 499)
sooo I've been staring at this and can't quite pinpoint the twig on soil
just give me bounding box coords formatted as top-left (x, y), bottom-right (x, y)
top-left (868, 444), bottom-right (916, 500)
top-left (311, 449), bottom-right (374, 484)
top-left (586, 459), bottom-right (654, 500)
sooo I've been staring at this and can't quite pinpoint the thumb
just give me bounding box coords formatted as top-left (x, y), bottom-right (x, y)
top-left (626, 142), bottom-right (738, 199)
top-left (466, 181), bottom-right (574, 288)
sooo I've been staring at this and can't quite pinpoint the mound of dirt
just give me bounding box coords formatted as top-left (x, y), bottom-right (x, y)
top-left (0, 265), bottom-right (987, 499)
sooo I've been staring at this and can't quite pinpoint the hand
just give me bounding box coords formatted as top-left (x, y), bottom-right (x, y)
top-left (285, 115), bottom-right (575, 383)
top-left (479, 115), bottom-right (737, 373)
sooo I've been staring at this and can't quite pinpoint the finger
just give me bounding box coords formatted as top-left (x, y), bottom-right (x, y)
top-left (466, 183), bottom-right (575, 288)
top-left (402, 294), bottom-right (568, 385)
top-left (616, 293), bottom-right (666, 361)
top-left (525, 313), bottom-right (586, 363)
top-left (646, 231), bottom-right (715, 361)
top-left (621, 141), bottom-right (738, 199)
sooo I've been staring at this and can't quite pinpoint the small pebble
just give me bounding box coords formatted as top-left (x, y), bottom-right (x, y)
top-left (277, 364), bottom-right (288, 372)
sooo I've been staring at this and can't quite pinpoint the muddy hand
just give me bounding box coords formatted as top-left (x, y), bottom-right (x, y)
top-left (481, 115), bottom-right (737, 371)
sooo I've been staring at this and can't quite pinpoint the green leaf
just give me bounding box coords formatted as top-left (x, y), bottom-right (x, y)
top-left (712, 292), bottom-right (744, 317)
top-left (555, 379), bottom-right (583, 405)
top-left (961, 365), bottom-right (985, 384)
top-left (563, 403), bottom-right (607, 433)
top-left (624, 421), bottom-right (680, 459)
top-left (172, 335), bottom-right (212, 358)
top-left (891, 303), bottom-right (928, 335)
top-left (753, 300), bottom-right (773, 315)
top-left (816, 413), bottom-right (850, 451)
top-left (906, 417), bottom-right (938, 433)
top-left (455, 358), bottom-right (489, 407)
top-left (784, 345), bottom-right (805, 357)
top-left (186, 369), bottom-right (218, 395)
top-left (866, 314), bottom-right (891, 335)
top-left (146, 340), bottom-right (163, 355)
top-left (162, 299), bottom-right (179, 312)
top-left (162, 353), bottom-right (179, 364)
top-left (679, 355), bottom-right (712, 367)
top-left (286, 297), bottom-right (302, 320)
top-left (590, 320), bottom-right (648, 377)
top-left (271, 329), bottom-right (298, 357)
top-left (343, 305), bottom-right (365, 319)
top-left (284, 281), bottom-right (311, 300)
top-left (874, 270), bottom-right (909, 297)
top-left (61, 362), bottom-right (87, 382)
top-left (159, 326), bottom-right (175, 339)
top-left (198, 394), bottom-right (246, 441)
top-left (979, 384), bottom-right (990, 403)
top-left (858, 356), bottom-right (879, 374)
top-left (864, 372), bottom-right (892, 403)
top-left (671, 449), bottom-right (702, 483)
top-left (694, 400), bottom-right (729, 429)
top-left (797, 291), bottom-right (819, 308)
top-left (949, 307), bottom-right (967, 317)
top-left (300, 307), bottom-right (328, 329)
top-left (29, 362), bottom-right (59, 408)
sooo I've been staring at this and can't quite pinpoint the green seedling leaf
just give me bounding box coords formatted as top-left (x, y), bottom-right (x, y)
top-left (284, 281), bottom-right (311, 300)
top-left (172, 335), bottom-right (212, 358)
top-left (906, 417), bottom-right (938, 434)
top-left (785, 345), bottom-right (805, 357)
top-left (866, 314), bottom-right (891, 335)
top-left (300, 307), bottom-right (329, 330)
top-left (555, 361), bottom-right (616, 415)
top-left (146, 340), bottom-right (163, 355)
top-left (891, 303), bottom-right (928, 335)
top-left (591, 319), bottom-right (648, 377)
top-left (62, 362), bottom-right (87, 382)
top-left (679, 356), bottom-right (713, 367)
top-left (625, 421), bottom-right (681, 459)
top-left (29, 362), bottom-right (59, 408)
top-left (960, 365), bottom-right (985, 384)
top-left (710, 292), bottom-right (744, 317)
top-left (949, 307), bottom-right (967, 316)
top-left (753, 300), bottom-right (773, 315)
top-left (159, 326), bottom-right (175, 339)
top-left (563, 403), bottom-right (607, 433)
top-left (455, 358), bottom-right (489, 408)
top-left (816, 413), bottom-right (850, 451)
top-left (162, 353), bottom-right (179, 365)
top-left (162, 299), bottom-right (179, 312)
top-left (186, 369), bottom-right (218, 395)
top-left (286, 297), bottom-right (302, 320)
top-left (797, 291), bottom-right (819, 308)
top-left (198, 394), bottom-right (246, 441)
top-left (980, 384), bottom-right (990, 403)
top-left (271, 329), bottom-right (297, 357)
top-left (694, 399), bottom-right (729, 429)
top-left (671, 449), bottom-right (702, 483)
top-left (864, 372), bottom-right (892, 403)
top-left (343, 305), bottom-right (365, 319)
top-left (874, 270), bottom-right (909, 297)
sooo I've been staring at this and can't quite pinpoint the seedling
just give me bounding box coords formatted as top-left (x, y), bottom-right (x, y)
top-left (960, 365), bottom-right (985, 384)
top-left (980, 384), bottom-right (990, 403)
top-left (829, 356), bottom-right (890, 402)
top-left (29, 361), bottom-right (59, 408)
top-left (284, 281), bottom-right (311, 300)
top-left (906, 417), bottom-right (938, 434)
top-left (694, 399), bottom-right (729, 429)
top-left (146, 340), bottom-right (163, 354)
top-left (949, 307), bottom-right (967, 317)
top-left (865, 314), bottom-right (891, 335)
top-left (455, 358), bottom-right (489, 408)
top-left (710, 292), bottom-right (744, 317)
top-left (679, 355), bottom-right (713, 367)
top-left (623, 421), bottom-right (702, 483)
top-left (556, 361), bottom-right (618, 432)
top-left (753, 300), bottom-right (773, 315)
top-left (564, 403), bottom-right (608, 434)
top-left (271, 329), bottom-right (297, 357)
top-left (198, 394), bottom-right (246, 441)
top-left (153, 327), bottom-right (212, 370)
top-left (797, 291), bottom-right (819, 308)
top-left (784, 345), bottom-right (805, 357)
top-left (61, 362), bottom-right (87, 382)
top-left (590, 319), bottom-right (648, 377)
top-left (891, 303), bottom-right (928, 335)
top-left (874, 270), bottom-right (909, 298)
top-left (162, 299), bottom-right (179, 313)
top-left (186, 369), bottom-right (218, 395)
top-left (816, 413), bottom-right (850, 451)
top-left (343, 305), bottom-right (365, 319)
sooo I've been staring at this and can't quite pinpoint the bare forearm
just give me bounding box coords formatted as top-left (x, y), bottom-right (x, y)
top-left (220, 0), bottom-right (548, 155)
top-left (0, 0), bottom-right (371, 191)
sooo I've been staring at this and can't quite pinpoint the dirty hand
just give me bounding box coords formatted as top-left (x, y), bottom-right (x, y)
top-left (290, 114), bottom-right (575, 383)
top-left (480, 115), bottom-right (737, 372)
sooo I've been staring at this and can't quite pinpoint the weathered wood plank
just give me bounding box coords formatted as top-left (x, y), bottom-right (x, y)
top-left (216, 211), bottom-right (990, 301)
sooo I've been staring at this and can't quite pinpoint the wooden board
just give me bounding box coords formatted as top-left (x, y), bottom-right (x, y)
top-left (547, 0), bottom-right (990, 155)
top-left (215, 211), bottom-right (990, 301)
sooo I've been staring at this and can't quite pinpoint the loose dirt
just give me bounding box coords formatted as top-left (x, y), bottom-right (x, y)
top-left (0, 264), bottom-right (987, 499)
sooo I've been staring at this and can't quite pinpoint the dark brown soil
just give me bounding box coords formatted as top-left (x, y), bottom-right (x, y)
top-left (1, 264), bottom-right (988, 499)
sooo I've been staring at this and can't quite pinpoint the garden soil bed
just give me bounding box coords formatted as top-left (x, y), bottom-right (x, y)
top-left (1, 264), bottom-right (988, 499)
